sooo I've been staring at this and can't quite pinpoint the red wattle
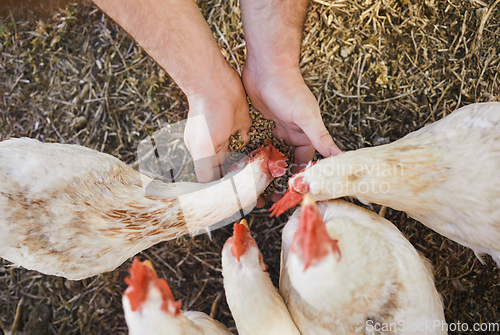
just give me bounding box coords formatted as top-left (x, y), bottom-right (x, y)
top-left (269, 188), bottom-right (305, 217)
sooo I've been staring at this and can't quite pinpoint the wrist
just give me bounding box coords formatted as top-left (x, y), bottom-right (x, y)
top-left (186, 64), bottom-right (249, 118)
top-left (243, 58), bottom-right (304, 92)
top-left (241, 0), bottom-right (308, 70)
top-left (183, 57), bottom-right (239, 95)
top-left (245, 48), bottom-right (300, 74)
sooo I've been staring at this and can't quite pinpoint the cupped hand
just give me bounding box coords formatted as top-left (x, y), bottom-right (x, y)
top-left (183, 70), bottom-right (251, 183)
top-left (242, 63), bottom-right (341, 173)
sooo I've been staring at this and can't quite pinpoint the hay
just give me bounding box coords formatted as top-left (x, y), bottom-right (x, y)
top-left (1, 0), bottom-right (499, 333)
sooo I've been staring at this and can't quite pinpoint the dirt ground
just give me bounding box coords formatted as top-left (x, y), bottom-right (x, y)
top-left (0, 0), bottom-right (499, 334)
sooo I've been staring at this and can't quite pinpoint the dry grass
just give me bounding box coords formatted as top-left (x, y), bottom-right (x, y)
top-left (1, 0), bottom-right (499, 334)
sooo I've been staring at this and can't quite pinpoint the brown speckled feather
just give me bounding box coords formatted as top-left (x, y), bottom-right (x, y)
top-left (0, 138), bottom-right (274, 279)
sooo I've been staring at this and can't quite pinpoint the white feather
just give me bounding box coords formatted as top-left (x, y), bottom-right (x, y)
top-left (123, 277), bottom-right (230, 335)
top-left (293, 102), bottom-right (500, 266)
top-left (281, 200), bottom-right (446, 335)
top-left (221, 230), bottom-right (300, 335)
top-left (0, 138), bottom-right (274, 279)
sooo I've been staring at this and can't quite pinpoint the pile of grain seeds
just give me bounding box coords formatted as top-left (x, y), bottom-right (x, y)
top-left (229, 107), bottom-right (294, 199)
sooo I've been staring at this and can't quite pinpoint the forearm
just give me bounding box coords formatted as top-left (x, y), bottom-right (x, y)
top-left (92, 0), bottom-right (233, 97)
top-left (240, 0), bottom-right (310, 68)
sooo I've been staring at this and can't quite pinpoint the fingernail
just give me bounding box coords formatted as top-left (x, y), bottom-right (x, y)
top-left (329, 146), bottom-right (342, 156)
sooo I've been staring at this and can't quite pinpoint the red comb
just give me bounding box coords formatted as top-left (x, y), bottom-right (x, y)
top-left (266, 144), bottom-right (288, 178)
top-left (248, 144), bottom-right (288, 178)
top-left (291, 195), bottom-right (341, 269)
top-left (231, 219), bottom-right (256, 261)
top-left (125, 258), bottom-right (182, 315)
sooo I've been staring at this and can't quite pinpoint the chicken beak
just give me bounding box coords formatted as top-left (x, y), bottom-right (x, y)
top-left (240, 218), bottom-right (249, 230)
top-left (143, 260), bottom-right (154, 270)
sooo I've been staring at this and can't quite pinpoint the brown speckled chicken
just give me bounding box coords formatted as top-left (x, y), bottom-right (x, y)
top-left (0, 137), bottom-right (287, 280)
top-left (272, 102), bottom-right (500, 266)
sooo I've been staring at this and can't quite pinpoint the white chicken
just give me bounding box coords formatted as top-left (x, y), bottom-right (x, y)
top-left (271, 102), bottom-right (500, 266)
top-left (280, 195), bottom-right (446, 334)
top-left (221, 219), bottom-right (301, 335)
top-left (123, 258), bottom-right (231, 335)
top-left (0, 137), bottom-right (287, 279)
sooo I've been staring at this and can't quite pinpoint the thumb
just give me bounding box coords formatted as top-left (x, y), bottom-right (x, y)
top-left (184, 114), bottom-right (218, 183)
top-left (185, 138), bottom-right (218, 183)
top-left (298, 116), bottom-right (341, 157)
top-left (192, 154), bottom-right (217, 183)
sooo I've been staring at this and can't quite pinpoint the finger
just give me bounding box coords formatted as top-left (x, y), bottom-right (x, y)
top-left (186, 140), bottom-right (219, 183)
top-left (184, 114), bottom-right (220, 182)
top-left (239, 124), bottom-right (251, 144)
top-left (293, 144), bottom-right (316, 173)
top-left (270, 192), bottom-right (282, 203)
top-left (256, 196), bottom-right (267, 208)
top-left (298, 117), bottom-right (341, 157)
top-left (192, 155), bottom-right (217, 183)
top-left (235, 111), bottom-right (252, 144)
top-left (217, 151), bottom-right (232, 176)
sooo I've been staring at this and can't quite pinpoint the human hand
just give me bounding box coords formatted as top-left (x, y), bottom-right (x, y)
top-left (242, 63), bottom-right (342, 175)
top-left (184, 69), bottom-right (251, 183)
